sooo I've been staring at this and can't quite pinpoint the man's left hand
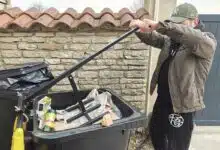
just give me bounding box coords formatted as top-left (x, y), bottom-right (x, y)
top-left (129, 18), bottom-right (159, 32)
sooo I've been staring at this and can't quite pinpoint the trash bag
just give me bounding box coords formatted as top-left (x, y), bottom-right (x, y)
top-left (0, 62), bottom-right (54, 93)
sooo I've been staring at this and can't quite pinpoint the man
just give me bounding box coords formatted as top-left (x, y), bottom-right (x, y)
top-left (130, 3), bottom-right (217, 150)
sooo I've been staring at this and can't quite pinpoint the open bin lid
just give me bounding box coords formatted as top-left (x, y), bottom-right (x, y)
top-left (0, 62), bottom-right (48, 79)
top-left (0, 62), bottom-right (54, 94)
top-left (32, 88), bottom-right (147, 144)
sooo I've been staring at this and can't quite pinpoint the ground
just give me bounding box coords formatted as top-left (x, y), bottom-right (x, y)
top-left (129, 126), bottom-right (220, 150)
top-left (189, 126), bottom-right (220, 150)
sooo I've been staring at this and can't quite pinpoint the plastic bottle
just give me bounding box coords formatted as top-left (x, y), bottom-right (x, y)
top-left (43, 109), bottom-right (56, 132)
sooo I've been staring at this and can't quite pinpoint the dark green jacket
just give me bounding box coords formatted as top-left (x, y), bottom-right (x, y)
top-left (136, 21), bottom-right (217, 113)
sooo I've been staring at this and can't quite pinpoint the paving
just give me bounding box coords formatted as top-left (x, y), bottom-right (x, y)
top-left (189, 126), bottom-right (220, 150)
top-left (133, 126), bottom-right (220, 150)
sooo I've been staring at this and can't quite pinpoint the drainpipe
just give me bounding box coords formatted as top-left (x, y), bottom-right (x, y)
top-left (6, 0), bottom-right (11, 8)
top-left (153, 0), bottom-right (160, 21)
top-left (144, 0), bottom-right (160, 115)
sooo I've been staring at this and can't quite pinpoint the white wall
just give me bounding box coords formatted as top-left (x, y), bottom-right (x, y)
top-left (177, 0), bottom-right (220, 14)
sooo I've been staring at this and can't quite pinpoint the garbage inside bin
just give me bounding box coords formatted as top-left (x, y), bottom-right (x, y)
top-left (36, 89), bottom-right (122, 131)
top-left (0, 62), bottom-right (54, 150)
top-left (32, 88), bottom-right (147, 150)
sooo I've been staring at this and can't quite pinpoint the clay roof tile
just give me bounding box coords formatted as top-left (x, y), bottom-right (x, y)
top-left (24, 7), bottom-right (41, 19)
top-left (43, 7), bottom-right (60, 18)
top-left (0, 14), bottom-right (14, 28)
top-left (79, 7), bottom-right (97, 18)
top-left (120, 14), bottom-right (134, 26)
top-left (78, 13), bottom-right (96, 27)
top-left (136, 8), bottom-right (149, 19)
top-left (10, 14), bottom-right (33, 28)
top-left (100, 8), bottom-right (114, 15)
top-left (3, 7), bottom-right (23, 18)
top-left (63, 8), bottom-right (78, 18)
top-left (0, 7), bottom-right (149, 31)
top-left (99, 13), bottom-right (118, 27)
top-left (118, 8), bottom-right (134, 18)
top-left (31, 14), bottom-right (54, 28)
top-left (49, 14), bottom-right (74, 28)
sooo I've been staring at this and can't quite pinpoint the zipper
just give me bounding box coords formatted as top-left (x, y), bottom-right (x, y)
top-left (168, 49), bottom-right (184, 113)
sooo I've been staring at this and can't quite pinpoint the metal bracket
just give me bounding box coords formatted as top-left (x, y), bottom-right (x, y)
top-left (68, 75), bottom-right (78, 93)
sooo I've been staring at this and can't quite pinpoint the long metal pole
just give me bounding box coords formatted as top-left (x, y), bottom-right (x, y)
top-left (24, 27), bottom-right (139, 102)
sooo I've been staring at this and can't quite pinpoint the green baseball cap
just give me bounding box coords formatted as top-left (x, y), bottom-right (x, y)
top-left (167, 3), bottom-right (198, 23)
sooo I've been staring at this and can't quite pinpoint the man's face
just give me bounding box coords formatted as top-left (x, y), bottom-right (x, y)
top-left (179, 17), bottom-right (199, 28)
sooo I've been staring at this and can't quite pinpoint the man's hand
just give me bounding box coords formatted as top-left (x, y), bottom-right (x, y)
top-left (129, 19), bottom-right (159, 32)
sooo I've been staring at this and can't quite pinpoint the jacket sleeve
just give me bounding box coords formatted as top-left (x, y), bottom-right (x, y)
top-left (156, 22), bottom-right (217, 59)
top-left (135, 31), bottom-right (167, 49)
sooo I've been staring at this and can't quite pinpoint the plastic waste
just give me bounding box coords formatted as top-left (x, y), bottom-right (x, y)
top-left (37, 89), bottom-right (122, 131)
top-left (0, 62), bottom-right (53, 92)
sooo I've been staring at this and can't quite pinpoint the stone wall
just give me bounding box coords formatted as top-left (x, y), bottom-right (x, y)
top-left (0, 31), bottom-right (149, 110)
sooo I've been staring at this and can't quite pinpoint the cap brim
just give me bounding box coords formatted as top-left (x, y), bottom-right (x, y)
top-left (166, 16), bottom-right (187, 23)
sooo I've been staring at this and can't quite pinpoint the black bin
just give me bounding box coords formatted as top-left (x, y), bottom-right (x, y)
top-left (32, 88), bottom-right (147, 150)
top-left (0, 62), bottom-right (54, 150)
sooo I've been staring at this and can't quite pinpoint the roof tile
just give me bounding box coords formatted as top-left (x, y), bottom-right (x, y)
top-left (49, 14), bottom-right (74, 28)
top-left (3, 7), bottom-right (23, 18)
top-left (79, 14), bottom-right (96, 27)
top-left (99, 13), bottom-right (118, 27)
top-left (43, 7), bottom-right (60, 18)
top-left (10, 14), bottom-right (33, 28)
top-left (0, 7), bottom-right (150, 31)
top-left (31, 14), bottom-right (54, 27)
top-left (100, 8), bottom-right (114, 15)
top-left (62, 8), bottom-right (78, 18)
top-left (121, 14), bottom-right (134, 26)
top-left (70, 20), bottom-right (80, 28)
top-left (118, 8), bottom-right (134, 18)
top-left (136, 8), bottom-right (149, 19)
top-left (79, 7), bottom-right (98, 19)
top-left (24, 7), bottom-right (41, 19)
top-left (0, 14), bottom-right (14, 28)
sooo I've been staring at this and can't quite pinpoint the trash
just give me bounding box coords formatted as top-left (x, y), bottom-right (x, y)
top-left (43, 109), bottom-right (56, 132)
top-left (36, 96), bottom-right (52, 129)
top-left (37, 89), bottom-right (122, 131)
top-left (101, 114), bottom-right (113, 127)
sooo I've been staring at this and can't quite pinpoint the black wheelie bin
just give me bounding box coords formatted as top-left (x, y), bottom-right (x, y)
top-left (0, 62), bottom-right (54, 150)
top-left (32, 88), bottom-right (147, 150)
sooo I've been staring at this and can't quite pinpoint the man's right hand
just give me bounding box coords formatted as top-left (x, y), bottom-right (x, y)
top-left (129, 19), bottom-right (147, 32)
